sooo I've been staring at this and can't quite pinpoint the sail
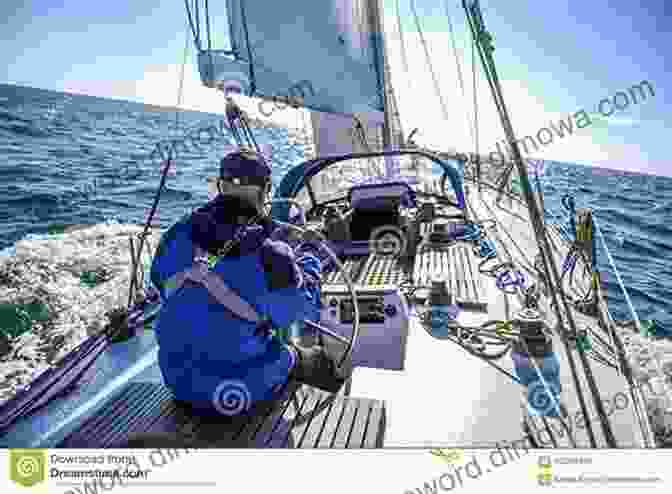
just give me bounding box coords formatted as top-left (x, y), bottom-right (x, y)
top-left (195, 0), bottom-right (387, 119)
top-left (307, 3), bottom-right (408, 191)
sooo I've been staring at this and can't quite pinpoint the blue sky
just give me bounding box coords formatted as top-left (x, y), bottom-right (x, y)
top-left (1, 1), bottom-right (670, 177)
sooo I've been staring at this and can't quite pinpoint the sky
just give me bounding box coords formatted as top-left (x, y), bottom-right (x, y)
top-left (0, 0), bottom-right (670, 177)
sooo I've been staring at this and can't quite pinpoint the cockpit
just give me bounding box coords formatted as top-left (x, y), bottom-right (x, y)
top-left (271, 151), bottom-right (466, 257)
top-left (268, 150), bottom-right (469, 372)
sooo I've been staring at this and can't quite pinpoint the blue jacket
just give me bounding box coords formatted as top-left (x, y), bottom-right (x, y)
top-left (150, 206), bottom-right (322, 416)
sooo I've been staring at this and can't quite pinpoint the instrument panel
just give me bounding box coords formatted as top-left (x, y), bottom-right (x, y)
top-left (319, 285), bottom-right (409, 371)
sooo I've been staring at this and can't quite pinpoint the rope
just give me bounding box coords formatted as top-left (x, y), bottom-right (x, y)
top-left (471, 15), bottom-right (480, 190)
top-left (417, 309), bottom-right (578, 446)
top-left (395, 0), bottom-right (410, 77)
top-left (594, 218), bottom-right (672, 398)
top-left (239, 0), bottom-right (256, 94)
top-left (126, 20), bottom-right (191, 310)
top-left (410, 0), bottom-right (450, 123)
top-left (464, 181), bottom-right (598, 445)
top-left (184, 0), bottom-right (201, 51)
top-left (443, 0), bottom-right (476, 148)
top-left (463, 0), bottom-right (611, 448)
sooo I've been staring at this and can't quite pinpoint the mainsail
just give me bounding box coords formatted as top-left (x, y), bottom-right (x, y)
top-left (192, 0), bottom-right (387, 119)
top-left (188, 0), bottom-right (411, 194)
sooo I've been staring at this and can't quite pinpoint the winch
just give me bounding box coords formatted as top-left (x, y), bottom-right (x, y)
top-left (511, 307), bottom-right (553, 357)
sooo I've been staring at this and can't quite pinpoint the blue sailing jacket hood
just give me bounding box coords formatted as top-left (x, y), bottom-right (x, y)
top-left (150, 195), bottom-right (322, 416)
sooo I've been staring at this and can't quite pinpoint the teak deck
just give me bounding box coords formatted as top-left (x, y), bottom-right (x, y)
top-left (59, 382), bottom-right (386, 449)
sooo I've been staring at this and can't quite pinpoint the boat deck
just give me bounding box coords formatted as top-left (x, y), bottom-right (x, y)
top-left (345, 183), bottom-right (648, 448)
top-left (0, 185), bottom-right (649, 449)
top-left (0, 330), bottom-right (386, 449)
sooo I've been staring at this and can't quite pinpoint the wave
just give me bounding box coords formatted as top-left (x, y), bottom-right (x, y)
top-left (0, 122), bottom-right (51, 138)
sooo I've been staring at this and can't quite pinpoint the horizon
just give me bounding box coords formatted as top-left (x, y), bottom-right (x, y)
top-left (0, 0), bottom-right (669, 178)
top-left (1, 80), bottom-right (667, 180)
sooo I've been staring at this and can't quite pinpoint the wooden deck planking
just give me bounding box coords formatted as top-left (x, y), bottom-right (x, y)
top-left (58, 382), bottom-right (386, 449)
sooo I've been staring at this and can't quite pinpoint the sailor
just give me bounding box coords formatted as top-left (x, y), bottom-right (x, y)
top-left (149, 149), bottom-right (347, 419)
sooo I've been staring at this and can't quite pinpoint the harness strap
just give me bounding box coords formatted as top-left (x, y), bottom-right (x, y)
top-left (162, 245), bottom-right (261, 323)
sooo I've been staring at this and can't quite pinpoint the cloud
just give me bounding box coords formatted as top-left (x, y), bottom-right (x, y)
top-left (60, 78), bottom-right (138, 101)
top-left (384, 28), bottom-right (657, 176)
top-left (132, 62), bottom-right (309, 129)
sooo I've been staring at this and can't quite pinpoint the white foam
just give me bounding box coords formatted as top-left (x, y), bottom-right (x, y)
top-left (0, 223), bottom-right (162, 406)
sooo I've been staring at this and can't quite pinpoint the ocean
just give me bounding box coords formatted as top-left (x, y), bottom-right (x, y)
top-left (0, 83), bottom-right (670, 328)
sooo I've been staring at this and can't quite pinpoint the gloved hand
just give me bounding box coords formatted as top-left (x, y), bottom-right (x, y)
top-left (287, 342), bottom-right (347, 393)
top-left (260, 239), bottom-right (303, 291)
top-left (296, 241), bottom-right (335, 274)
top-left (294, 227), bottom-right (328, 255)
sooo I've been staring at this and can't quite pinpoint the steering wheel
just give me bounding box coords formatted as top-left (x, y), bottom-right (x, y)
top-left (265, 200), bottom-right (360, 378)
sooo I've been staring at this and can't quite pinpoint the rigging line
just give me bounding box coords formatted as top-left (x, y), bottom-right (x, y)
top-left (417, 310), bottom-right (577, 448)
top-left (239, 0), bottom-right (256, 95)
top-left (194, 0), bottom-right (201, 47)
top-left (462, 2), bottom-right (604, 448)
top-left (475, 192), bottom-right (539, 278)
top-left (471, 17), bottom-right (480, 183)
top-left (409, 0), bottom-right (450, 123)
top-left (395, 0), bottom-right (410, 75)
top-left (533, 211), bottom-right (608, 447)
top-left (593, 298), bottom-right (655, 448)
top-left (184, 0), bottom-right (201, 50)
top-left (443, 0), bottom-right (475, 148)
top-left (175, 23), bottom-right (190, 122)
top-left (596, 294), bottom-right (657, 448)
top-left (395, 0), bottom-right (413, 145)
top-left (354, 0), bottom-right (365, 59)
top-left (127, 20), bottom-right (191, 311)
top-left (462, 3), bottom-right (557, 321)
top-left (462, 6), bottom-right (505, 134)
top-left (205, 0), bottom-right (212, 52)
top-left (594, 218), bottom-right (672, 398)
top-left (471, 194), bottom-right (591, 420)
top-left (459, 5), bottom-right (515, 197)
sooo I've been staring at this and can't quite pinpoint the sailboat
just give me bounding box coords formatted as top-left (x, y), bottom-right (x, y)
top-left (0, 0), bottom-right (666, 449)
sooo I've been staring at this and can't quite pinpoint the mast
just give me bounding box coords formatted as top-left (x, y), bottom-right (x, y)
top-left (368, 0), bottom-right (393, 150)
top-left (309, 0), bottom-right (402, 156)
